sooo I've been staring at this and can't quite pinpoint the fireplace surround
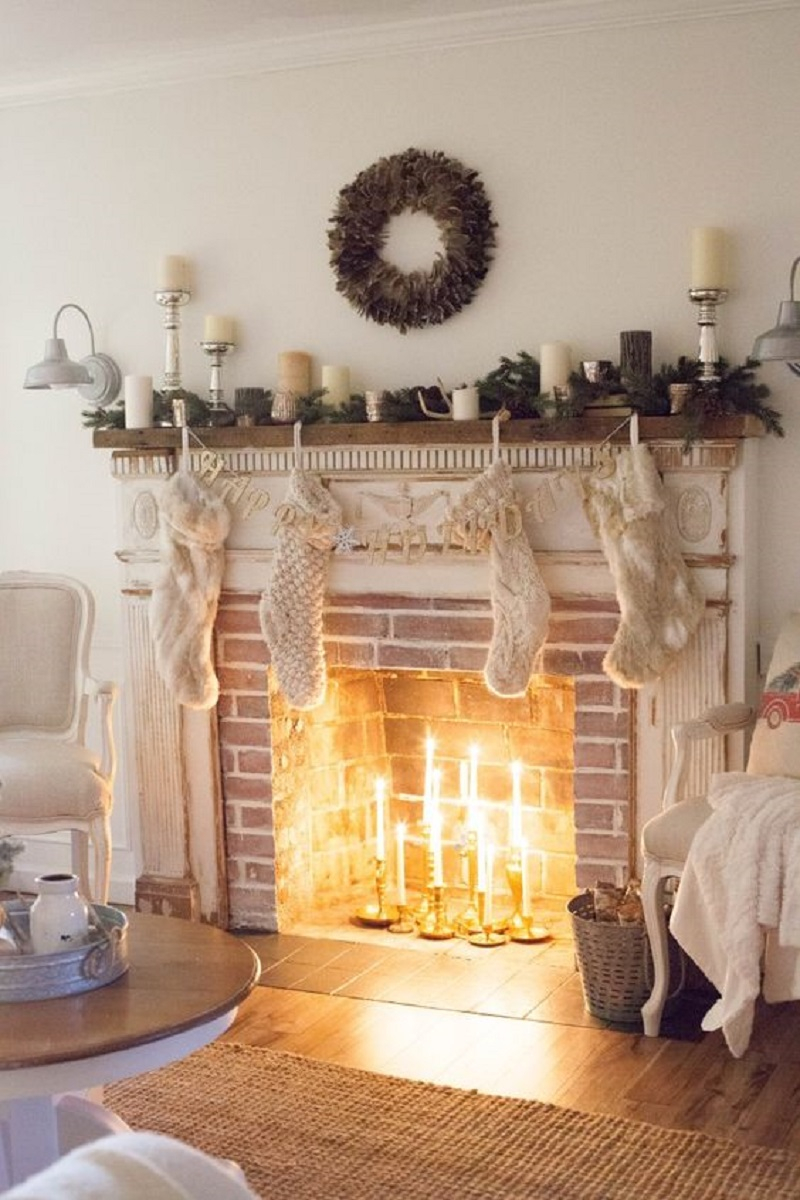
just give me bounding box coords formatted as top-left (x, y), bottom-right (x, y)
top-left (98, 416), bottom-right (759, 928)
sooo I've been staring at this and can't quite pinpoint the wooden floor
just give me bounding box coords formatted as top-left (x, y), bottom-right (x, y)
top-left (224, 925), bottom-right (800, 1153)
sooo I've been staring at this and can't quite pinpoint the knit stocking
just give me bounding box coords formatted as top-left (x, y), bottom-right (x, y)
top-left (260, 468), bottom-right (342, 710)
top-left (449, 459), bottom-right (550, 697)
top-left (579, 443), bottom-right (705, 688)
top-left (150, 471), bottom-right (231, 710)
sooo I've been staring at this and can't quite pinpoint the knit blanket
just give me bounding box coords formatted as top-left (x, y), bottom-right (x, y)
top-left (670, 771), bottom-right (800, 1057)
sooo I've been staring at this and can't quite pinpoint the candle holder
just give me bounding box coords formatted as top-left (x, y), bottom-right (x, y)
top-left (468, 890), bottom-right (506, 947)
top-left (417, 885), bottom-right (454, 940)
top-left (389, 903), bottom-right (416, 935)
top-left (201, 340), bottom-right (236, 427)
top-left (503, 847), bottom-right (526, 938)
top-left (355, 858), bottom-right (397, 928)
top-left (454, 831), bottom-right (481, 937)
top-left (154, 288), bottom-right (191, 398)
top-left (688, 287), bottom-right (728, 383)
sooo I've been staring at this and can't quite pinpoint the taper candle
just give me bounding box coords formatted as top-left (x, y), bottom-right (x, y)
top-left (431, 815), bottom-right (444, 887)
top-left (396, 822), bottom-right (406, 905)
top-left (476, 819), bottom-right (486, 893)
top-left (691, 227), bottom-right (727, 290)
top-left (422, 737), bottom-right (435, 826)
top-left (375, 777), bottom-right (386, 861)
top-left (484, 843), bottom-right (494, 926)
top-left (509, 761), bottom-right (523, 850)
top-left (521, 840), bottom-right (530, 916)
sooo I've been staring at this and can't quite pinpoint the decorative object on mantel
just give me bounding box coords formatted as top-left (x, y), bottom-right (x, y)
top-left (327, 147), bottom-right (496, 333)
top-left (154, 254), bottom-right (191, 400)
top-left (234, 387), bottom-right (270, 426)
top-left (752, 253), bottom-right (800, 376)
top-left (123, 375), bottom-right (153, 429)
top-left (689, 227), bottom-right (728, 383)
top-left (259, 421), bottom-right (342, 710)
top-left (149, 460), bottom-right (231, 710)
top-left (577, 422), bottom-right (705, 688)
top-left (24, 302), bottom-right (122, 407)
top-left (446, 413), bottom-right (550, 697)
top-left (201, 314), bottom-right (236, 427)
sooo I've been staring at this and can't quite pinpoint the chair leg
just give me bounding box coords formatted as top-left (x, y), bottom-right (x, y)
top-left (641, 856), bottom-right (671, 1037)
top-left (90, 814), bottom-right (112, 905)
top-left (70, 831), bottom-right (92, 902)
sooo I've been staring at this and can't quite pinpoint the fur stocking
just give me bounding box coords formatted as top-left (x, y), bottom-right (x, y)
top-left (449, 459), bottom-right (550, 697)
top-left (260, 468), bottom-right (342, 710)
top-left (150, 471), bottom-right (231, 710)
top-left (579, 442), bottom-right (705, 688)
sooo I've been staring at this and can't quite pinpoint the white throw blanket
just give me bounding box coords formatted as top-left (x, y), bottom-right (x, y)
top-left (670, 772), bottom-right (800, 1057)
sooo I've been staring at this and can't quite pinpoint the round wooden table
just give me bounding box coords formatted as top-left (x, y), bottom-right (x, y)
top-left (0, 912), bottom-right (260, 1187)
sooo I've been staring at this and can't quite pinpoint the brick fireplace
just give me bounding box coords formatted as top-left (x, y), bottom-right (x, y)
top-left (100, 417), bottom-right (758, 928)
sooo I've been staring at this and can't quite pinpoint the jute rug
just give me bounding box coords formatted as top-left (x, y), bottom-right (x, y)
top-left (106, 1042), bottom-right (800, 1200)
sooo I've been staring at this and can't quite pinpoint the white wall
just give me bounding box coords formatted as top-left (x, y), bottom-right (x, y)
top-left (1, 8), bottom-right (798, 895)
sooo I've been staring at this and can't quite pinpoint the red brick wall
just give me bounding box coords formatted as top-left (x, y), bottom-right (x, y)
top-left (215, 591), bottom-right (632, 931)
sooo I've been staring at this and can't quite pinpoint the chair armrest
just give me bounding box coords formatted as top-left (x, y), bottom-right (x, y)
top-left (662, 701), bottom-right (755, 811)
top-left (86, 677), bottom-right (119, 786)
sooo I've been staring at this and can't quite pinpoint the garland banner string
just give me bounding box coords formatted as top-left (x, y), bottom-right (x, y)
top-left (327, 147), bottom-right (497, 334)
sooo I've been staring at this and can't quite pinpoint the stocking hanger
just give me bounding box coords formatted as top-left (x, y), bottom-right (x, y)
top-left (492, 407), bottom-right (510, 462)
top-left (292, 419), bottom-right (305, 470)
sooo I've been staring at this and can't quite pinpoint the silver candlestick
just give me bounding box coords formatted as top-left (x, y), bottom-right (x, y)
top-left (689, 287), bottom-right (728, 382)
top-left (154, 288), bottom-right (191, 400)
top-left (201, 340), bottom-right (236, 426)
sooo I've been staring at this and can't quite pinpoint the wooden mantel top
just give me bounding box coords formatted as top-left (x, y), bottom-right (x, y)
top-left (93, 414), bottom-right (764, 452)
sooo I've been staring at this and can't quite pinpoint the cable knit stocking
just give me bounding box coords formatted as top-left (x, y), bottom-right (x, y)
top-left (150, 471), bottom-right (231, 710)
top-left (260, 468), bottom-right (342, 710)
top-left (579, 442), bottom-right (705, 688)
top-left (449, 459), bottom-right (550, 697)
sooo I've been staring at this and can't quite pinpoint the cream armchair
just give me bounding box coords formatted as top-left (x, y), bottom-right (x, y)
top-left (0, 572), bottom-right (117, 903)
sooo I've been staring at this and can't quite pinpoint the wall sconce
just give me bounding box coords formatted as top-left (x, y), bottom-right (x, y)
top-left (24, 303), bottom-right (122, 406)
top-left (752, 256), bottom-right (800, 378)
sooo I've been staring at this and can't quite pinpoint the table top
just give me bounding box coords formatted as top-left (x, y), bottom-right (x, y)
top-left (0, 912), bottom-right (260, 1071)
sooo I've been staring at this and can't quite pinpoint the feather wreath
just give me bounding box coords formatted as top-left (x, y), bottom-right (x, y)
top-left (327, 148), bottom-right (497, 334)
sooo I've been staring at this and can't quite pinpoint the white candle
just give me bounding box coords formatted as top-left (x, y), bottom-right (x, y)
top-left (691, 227), bottom-right (727, 290)
top-left (539, 342), bottom-right (571, 395)
top-left (204, 315), bottom-right (235, 344)
top-left (322, 365), bottom-right (350, 408)
top-left (396, 822), bottom-right (406, 905)
top-left (375, 777), bottom-right (386, 861)
top-left (451, 386), bottom-right (479, 421)
top-left (278, 351), bottom-right (311, 395)
top-left (476, 819), bottom-right (486, 893)
top-left (422, 737), bottom-right (435, 826)
top-left (509, 760), bottom-right (523, 850)
top-left (521, 840), bottom-right (530, 916)
top-left (123, 375), bottom-right (153, 429)
top-left (484, 843), bottom-right (494, 926)
top-left (430, 768), bottom-right (442, 831)
top-left (157, 255), bottom-right (189, 292)
top-left (431, 814), bottom-right (444, 887)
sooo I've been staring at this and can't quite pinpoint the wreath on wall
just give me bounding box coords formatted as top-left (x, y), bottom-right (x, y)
top-left (327, 147), bottom-right (497, 334)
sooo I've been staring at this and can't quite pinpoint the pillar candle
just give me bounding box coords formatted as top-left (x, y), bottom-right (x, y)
top-left (204, 315), bottom-right (235, 344)
top-left (691, 227), bottom-right (727, 289)
top-left (539, 342), bottom-right (571, 395)
top-left (156, 255), bottom-right (189, 292)
top-left (451, 386), bottom-right (479, 421)
top-left (322, 365), bottom-right (350, 408)
top-left (509, 761), bottom-right (523, 850)
top-left (124, 375), bottom-right (153, 429)
top-left (395, 823), bottom-right (407, 905)
top-left (278, 351), bottom-right (311, 396)
top-left (375, 777), bottom-right (386, 861)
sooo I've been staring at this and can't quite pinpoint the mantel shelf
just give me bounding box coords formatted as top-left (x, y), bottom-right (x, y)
top-left (92, 414), bottom-right (764, 453)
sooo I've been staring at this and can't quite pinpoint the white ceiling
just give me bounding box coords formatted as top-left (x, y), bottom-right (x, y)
top-left (0, 0), bottom-right (794, 107)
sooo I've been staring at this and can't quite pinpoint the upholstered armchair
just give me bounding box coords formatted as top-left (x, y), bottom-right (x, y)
top-left (0, 572), bottom-right (117, 903)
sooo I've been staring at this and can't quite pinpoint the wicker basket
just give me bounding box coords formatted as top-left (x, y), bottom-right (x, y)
top-left (568, 892), bottom-right (653, 1024)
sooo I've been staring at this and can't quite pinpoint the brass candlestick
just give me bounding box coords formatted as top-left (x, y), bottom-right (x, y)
top-left (355, 858), bottom-right (397, 928)
top-left (507, 847), bottom-right (550, 944)
top-left (389, 903), bottom-right (415, 934)
top-left (468, 889), bottom-right (506, 947)
top-left (417, 885), bottom-right (454, 940)
top-left (454, 830), bottom-right (481, 936)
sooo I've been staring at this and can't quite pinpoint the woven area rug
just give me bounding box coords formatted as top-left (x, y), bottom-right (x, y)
top-left (106, 1042), bottom-right (800, 1200)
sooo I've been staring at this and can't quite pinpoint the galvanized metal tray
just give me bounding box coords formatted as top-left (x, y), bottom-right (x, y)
top-left (0, 902), bottom-right (129, 1002)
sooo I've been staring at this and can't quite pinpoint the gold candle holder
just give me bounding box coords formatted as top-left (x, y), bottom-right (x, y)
top-left (413, 824), bottom-right (433, 923)
top-left (468, 889), bottom-right (506, 947)
top-left (355, 858), bottom-right (397, 928)
top-left (389, 903), bottom-right (415, 934)
top-left (454, 830), bottom-right (481, 936)
top-left (506, 847), bottom-right (550, 944)
top-left (418, 885), bottom-right (454, 940)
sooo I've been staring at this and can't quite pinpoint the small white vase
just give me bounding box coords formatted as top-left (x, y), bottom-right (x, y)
top-left (30, 873), bottom-right (90, 955)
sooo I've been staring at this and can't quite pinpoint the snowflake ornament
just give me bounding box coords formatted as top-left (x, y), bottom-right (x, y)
top-left (333, 525), bottom-right (361, 555)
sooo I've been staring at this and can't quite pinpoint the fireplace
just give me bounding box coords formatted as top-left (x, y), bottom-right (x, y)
top-left (101, 418), bottom-right (758, 927)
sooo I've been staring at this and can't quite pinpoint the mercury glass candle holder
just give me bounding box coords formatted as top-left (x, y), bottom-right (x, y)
top-left (154, 287), bottom-right (191, 397)
top-left (689, 287), bottom-right (728, 382)
top-left (201, 340), bottom-right (236, 426)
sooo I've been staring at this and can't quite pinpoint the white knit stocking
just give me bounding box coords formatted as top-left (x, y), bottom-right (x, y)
top-left (449, 459), bottom-right (550, 697)
top-left (150, 471), bottom-right (231, 710)
top-left (579, 442), bottom-right (705, 688)
top-left (260, 468), bottom-right (342, 710)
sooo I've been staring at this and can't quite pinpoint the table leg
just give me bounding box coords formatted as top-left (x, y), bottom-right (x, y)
top-left (6, 1096), bottom-right (59, 1185)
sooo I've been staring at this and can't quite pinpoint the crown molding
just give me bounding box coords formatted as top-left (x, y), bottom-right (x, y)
top-left (0, 0), bottom-right (795, 110)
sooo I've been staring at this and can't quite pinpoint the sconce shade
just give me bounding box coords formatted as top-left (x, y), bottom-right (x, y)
top-left (752, 256), bottom-right (800, 373)
top-left (23, 303), bottom-right (121, 406)
top-left (24, 338), bottom-right (92, 389)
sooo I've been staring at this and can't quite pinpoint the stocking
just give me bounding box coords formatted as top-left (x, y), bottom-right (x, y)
top-left (150, 471), bottom-right (231, 710)
top-left (449, 459), bottom-right (550, 697)
top-left (579, 442), bottom-right (704, 688)
top-left (260, 468), bottom-right (342, 710)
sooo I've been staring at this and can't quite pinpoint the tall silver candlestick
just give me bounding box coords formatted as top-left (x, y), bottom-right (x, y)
top-left (689, 286), bottom-right (728, 382)
top-left (201, 340), bottom-right (236, 426)
top-left (154, 288), bottom-right (191, 398)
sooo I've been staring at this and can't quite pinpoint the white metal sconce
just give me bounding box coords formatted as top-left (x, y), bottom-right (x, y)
top-left (752, 256), bottom-right (800, 378)
top-left (24, 303), bottom-right (122, 406)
